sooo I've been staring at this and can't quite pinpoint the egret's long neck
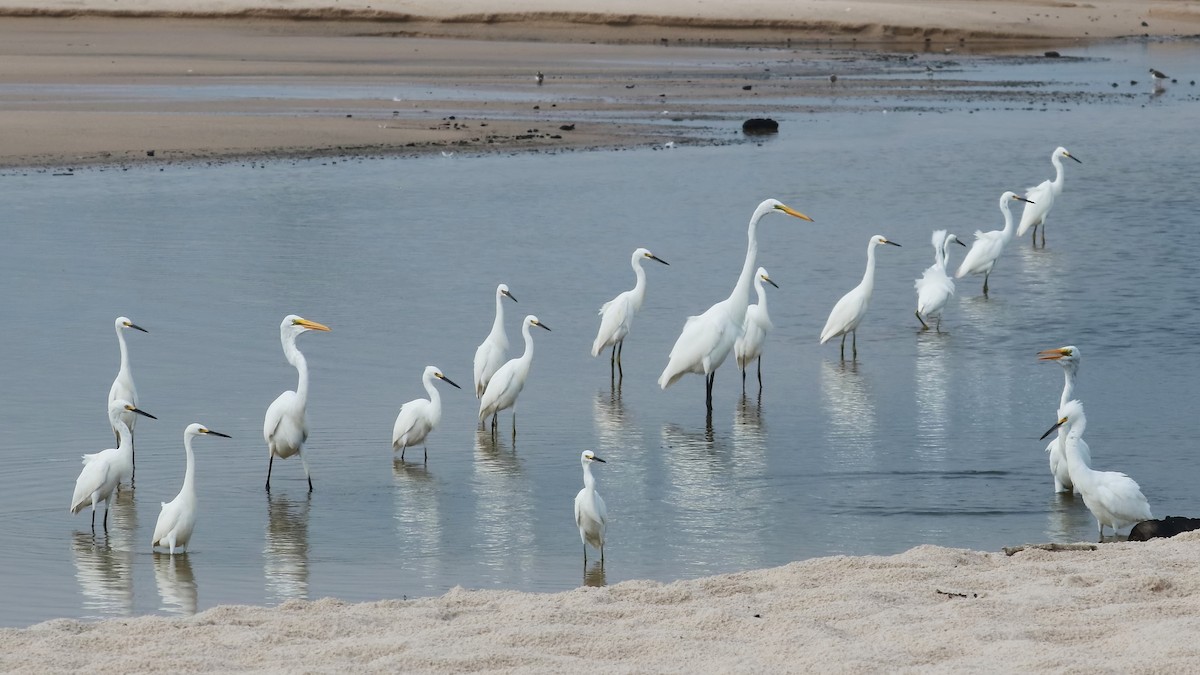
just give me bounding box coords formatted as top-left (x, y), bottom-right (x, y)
top-left (115, 419), bottom-right (134, 458)
top-left (182, 434), bottom-right (196, 495)
top-left (1059, 363), bottom-right (1078, 408)
top-left (489, 292), bottom-right (507, 341)
top-left (1062, 424), bottom-right (1091, 484)
top-left (519, 321), bottom-right (535, 366)
top-left (860, 243), bottom-right (878, 294)
top-left (1051, 154), bottom-right (1065, 191)
top-left (629, 258), bottom-right (648, 311)
top-left (582, 462), bottom-right (596, 490)
top-left (424, 372), bottom-right (442, 412)
top-left (283, 335), bottom-right (309, 403)
top-left (753, 277), bottom-right (769, 314)
top-left (999, 200), bottom-right (1016, 240)
top-left (939, 239), bottom-right (952, 271)
top-left (116, 327), bottom-right (131, 377)
top-left (728, 210), bottom-right (763, 316)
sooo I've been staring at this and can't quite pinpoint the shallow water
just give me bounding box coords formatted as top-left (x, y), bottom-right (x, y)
top-left (2, 41), bottom-right (1199, 627)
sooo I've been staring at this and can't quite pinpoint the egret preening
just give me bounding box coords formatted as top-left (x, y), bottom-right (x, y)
top-left (393, 365), bottom-right (461, 461)
top-left (479, 315), bottom-right (550, 433)
top-left (574, 450), bottom-right (608, 563)
top-left (1040, 400), bottom-right (1151, 541)
top-left (108, 316), bottom-right (148, 476)
top-left (473, 284), bottom-right (517, 398)
top-left (71, 399), bottom-right (156, 532)
top-left (734, 267), bottom-right (778, 392)
top-left (592, 248), bottom-right (669, 380)
top-left (955, 191), bottom-right (1033, 296)
top-left (1039, 346), bottom-right (1091, 494)
top-left (658, 199), bottom-right (812, 411)
top-left (263, 315), bottom-right (331, 492)
top-left (820, 235), bottom-right (900, 359)
top-left (914, 230), bottom-right (965, 331)
top-left (152, 424), bottom-right (231, 554)
top-left (1016, 146), bottom-right (1081, 246)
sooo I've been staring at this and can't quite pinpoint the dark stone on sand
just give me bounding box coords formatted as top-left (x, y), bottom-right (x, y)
top-left (1044, 51), bottom-right (1060, 58)
top-left (559, 124), bottom-right (575, 131)
top-left (146, 150), bottom-right (155, 157)
top-left (1128, 516), bottom-right (1200, 541)
top-left (742, 118), bottom-right (779, 134)
top-left (742, 85), bottom-right (753, 90)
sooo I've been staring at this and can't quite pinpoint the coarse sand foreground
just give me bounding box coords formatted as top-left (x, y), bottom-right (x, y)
top-left (5, 534), bottom-right (1200, 672)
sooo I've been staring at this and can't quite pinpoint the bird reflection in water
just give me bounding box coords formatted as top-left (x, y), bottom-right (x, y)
top-left (820, 360), bottom-right (877, 469)
top-left (154, 552), bottom-right (197, 615)
top-left (472, 428), bottom-right (534, 584)
top-left (731, 394), bottom-right (768, 476)
top-left (393, 459), bottom-right (443, 583)
top-left (583, 559), bottom-right (607, 588)
top-left (913, 333), bottom-right (951, 464)
top-left (264, 492), bottom-right (310, 603)
top-left (72, 530), bottom-right (133, 619)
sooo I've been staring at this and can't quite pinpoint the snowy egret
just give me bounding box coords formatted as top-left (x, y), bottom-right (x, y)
top-left (479, 315), bottom-right (550, 432)
top-left (820, 235), bottom-right (900, 359)
top-left (591, 247), bottom-right (669, 379)
top-left (574, 450), bottom-right (608, 563)
top-left (71, 399), bottom-right (156, 532)
top-left (658, 198), bottom-right (812, 411)
top-left (152, 424), bottom-right (231, 554)
top-left (914, 230), bottom-right (965, 331)
top-left (955, 191), bottom-right (1033, 296)
top-left (1040, 400), bottom-right (1151, 541)
top-left (108, 316), bottom-right (147, 475)
top-left (1016, 147), bottom-right (1081, 246)
top-left (1039, 346), bottom-right (1091, 493)
top-left (473, 284), bottom-right (517, 398)
top-left (734, 267), bottom-right (778, 392)
top-left (263, 315), bottom-right (330, 492)
top-left (393, 365), bottom-right (461, 461)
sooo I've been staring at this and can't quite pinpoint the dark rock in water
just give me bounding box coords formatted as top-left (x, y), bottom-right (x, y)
top-left (742, 118), bottom-right (779, 135)
top-left (742, 85), bottom-right (752, 90)
top-left (559, 124), bottom-right (575, 131)
top-left (1128, 516), bottom-right (1200, 541)
top-left (1044, 51), bottom-right (1060, 58)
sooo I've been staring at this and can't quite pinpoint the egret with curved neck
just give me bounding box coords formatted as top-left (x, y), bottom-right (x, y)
top-left (108, 316), bottom-right (148, 477)
top-left (263, 314), bottom-right (330, 492)
top-left (574, 450), bottom-right (608, 563)
top-left (71, 399), bottom-right (156, 532)
top-left (474, 284), bottom-right (517, 398)
top-left (955, 191), bottom-right (1033, 296)
top-left (734, 267), bottom-right (779, 392)
top-left (479, 315), bottom-right (550, 434)
top-left (914, 230), bottom-right (965, 331)
top-left (393, 365), bottom-right (461, 461)
top-left (1017, 146), bottom-right (1081, 246)
top-left (820, 235), bottom-right (901, 359)
top-left (153, 423), bottom-right (231, 554)
top-left (1038, 346), bottom-right (1091, 493)
top-left (592, 247), bottom-right (669, 380)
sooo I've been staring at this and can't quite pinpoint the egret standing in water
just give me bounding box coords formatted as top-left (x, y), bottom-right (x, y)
top-left (479, 315), bottom-right (550, 433)
top-left (71, 399), bottom-right (156, 532)
top-left (820, 235), bottom-right (900, 359)
top-left (658, 199), bottom-right (812, 411)
top-left (1040, 400), bottom-right (1151, 541)
top-left (914, 230), bottom-right (965, 331)
top-left (574, 450), bottom-right (608, 563)
top-left (1016, 146), bottom-right (1081, 247)
top-left (473, 284), bottom-right (517, 398)
top-left (393, 365), bottom-right (461, 461)
top-left (263, 315), bottom-right (331, 492)
top-left (108, 316), bottom-right (148, 477)
top-left (591, 247), bottom-right (669, 379)
top-left (1039, 346), bottom-right (1090, 494)
top-left (734, 267), bottom-right (778, 392)
top-left (152, 423), bottom-right (231, 554)
top-left (955, 191), bottom-right (1033, 296)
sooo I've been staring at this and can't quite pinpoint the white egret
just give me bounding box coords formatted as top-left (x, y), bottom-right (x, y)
top-left (820, 235), bottom-right (901, 359)
top-left (734, 267), bottom-right (779, 392)
top-left (591, 247), bottom-right (669, 378)
top-left (264, 315), bottom-right (331, 492)
top-left (1040, 400), bottom-right (1151, 541)
top-left (955, 191), bottom-right (1033, 296)
top-left (473, 284), bottom-right (517, 398)
top-left (479, 315), bottom-right (550, 432)
top-left (574, 450), bottom-right (608, 563)
top-left (393, 365), bottom-right (461, 461)
top-left (658, 199), bottom-right (812, 411)
top-left (1038, 346), bottom-right (1091, 494)
top-left (1016, 146), bottom-right (1081, 246)
top-left (70, 399), bottom-right (156, 532)
top-left (152, 424), bottom-right (231, 554)
top-left (914, 230), bottom-right (966, 331)
top-left (108, 316), bottom-right (148, 475)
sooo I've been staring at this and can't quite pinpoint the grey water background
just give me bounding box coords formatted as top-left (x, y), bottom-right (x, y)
top-left (2, 41), bottom-right (1198, 626)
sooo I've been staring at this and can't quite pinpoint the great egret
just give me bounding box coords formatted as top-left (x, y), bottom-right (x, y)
top-left (1039, 346), bottom-right (1091, 494)
top-left (393, 365), bottom-right (461, 461)
top-left (1040, 400), bottom-right (1151, 541)
top-left (591, 247), bottom-right (669, 379)
top-left (820, 235), bottom-right (900, 359)
top-left (955, 191), bottom-right (1033, 296)
top-left (1016, 146), bottom-right (1081, 246)
top-left (263, 315), bottom-right (331, 492)
top-left (473, 284), bottom-right (517, 398)
top-left (658, 198), bottom-right (812, 411)
top-left (479, 315), bottom-right (550, 432)
top-left (152, 424), bottom-right (231, 554)
top-left (71, 399), bottom-right (156, 532)
top-left (574, 450), bottom-right (608, 563)
top-left (914, 230), bottom-right (965, 331)
top-left (108, 316), bottom-right (148, 476)
top-left (734, 267), bottom-right (778, 392)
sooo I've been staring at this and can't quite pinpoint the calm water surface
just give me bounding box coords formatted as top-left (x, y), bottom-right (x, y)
top-left (2, 42), bottom-right (1199, 626)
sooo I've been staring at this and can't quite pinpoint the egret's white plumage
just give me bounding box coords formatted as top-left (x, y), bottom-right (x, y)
top-left (71, 399), bottom-right (156, 532)
top-left (263, 315), bottom-right (330, 492)
top-left (108, 316), bottom-right (148, 475)
top-left (152, 424), bottom-right (231, 554)
top-left (914, 230), bottom-right (965, 331)
top-left (393, 365), bottom-right (461, 461)
top-left (592, 248), bottom-right (669, 377)
top-left (734, 267), bottom-right (779, 391)
top-left (479, 315), bottom-right (550, 430)
top-left (574, 450), bottom-right (608, 562)
top-left (1040, 400), bottom-right (1151, 541)
top-left (1016, 146), bottom-right (1081, 245)
top-left (1038, 346), bottom-right (1091, 494)
top-left (820, 235), bottom-right (900, 359)
top-left (955, 191), bottom-right (1033, 295)
top-left (658, 199), bottom-right (812, 410)
top-left (473, 284), bottom-right (517, 398)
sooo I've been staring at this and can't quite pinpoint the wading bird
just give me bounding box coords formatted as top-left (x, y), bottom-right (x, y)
top-left (473, 284), bottom-right (517, 398)
top-left (71, 399), bottom-right (156, 532)
top-left (1016, 147), bottom-right (1081, 246)
top-left (479, 315), bottom-right (550, 433)
top-left (1038, 346), bottom-right (1091, 493)
top-left (574, 450), bottom-right (608, 563)
top-left (264, 315), bottom-right (330, 492)
top-left (108, 316), bottom-right (148, 476)
top-left (734, 267), bottom-right (778, 392)
top-left (955, 191), bottom-right (1033, 296)
top-left (914, 230), bottom-right (965, 331)
top-left (152, 423), bottom-right (231, 554)
top-left (393, 365), bottom-right (461, 461)
top-left (820, 235), bottom-right (900, 359)
top-left (591, 248), bottom-right (669, 379)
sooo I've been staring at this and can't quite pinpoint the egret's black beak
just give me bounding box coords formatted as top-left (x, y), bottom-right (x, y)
top-left (765, 277), bottom-right (780, 289)
top-left (1067, 154), bottom-right (1082, 164)
top-left (1017, 196), bottom-right (1035, 204)
top-left (440, 374), bottom-right (462, 390)
top-left (536, 322), bottom-right (552, 331)
top-left (129, 323), bottom-right (148, 333)
top-left (132, 407), bottom-right (157, 420)
top-left (885, 240), bottom-right (901, 247)
top-left (1039, 419), bottom-right (1066, 441)
top-left (205, 430), bottom-right (232, 438)
top-left (650, 255), bottom-right (670, 266)
top-left (505, 291), bottom-right (518, 303)
top-left (592, 456), bottom-right (606, 463)
top-left (955, 238), bottom-right (967, 247)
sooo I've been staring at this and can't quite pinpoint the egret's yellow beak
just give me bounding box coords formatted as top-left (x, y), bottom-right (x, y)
top-left (294, 318), bottom-right (331, 332)
top-left (1038, 348), bottom-right (1069, 361)
top-left (776, 204), bottom-right (814, 222)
